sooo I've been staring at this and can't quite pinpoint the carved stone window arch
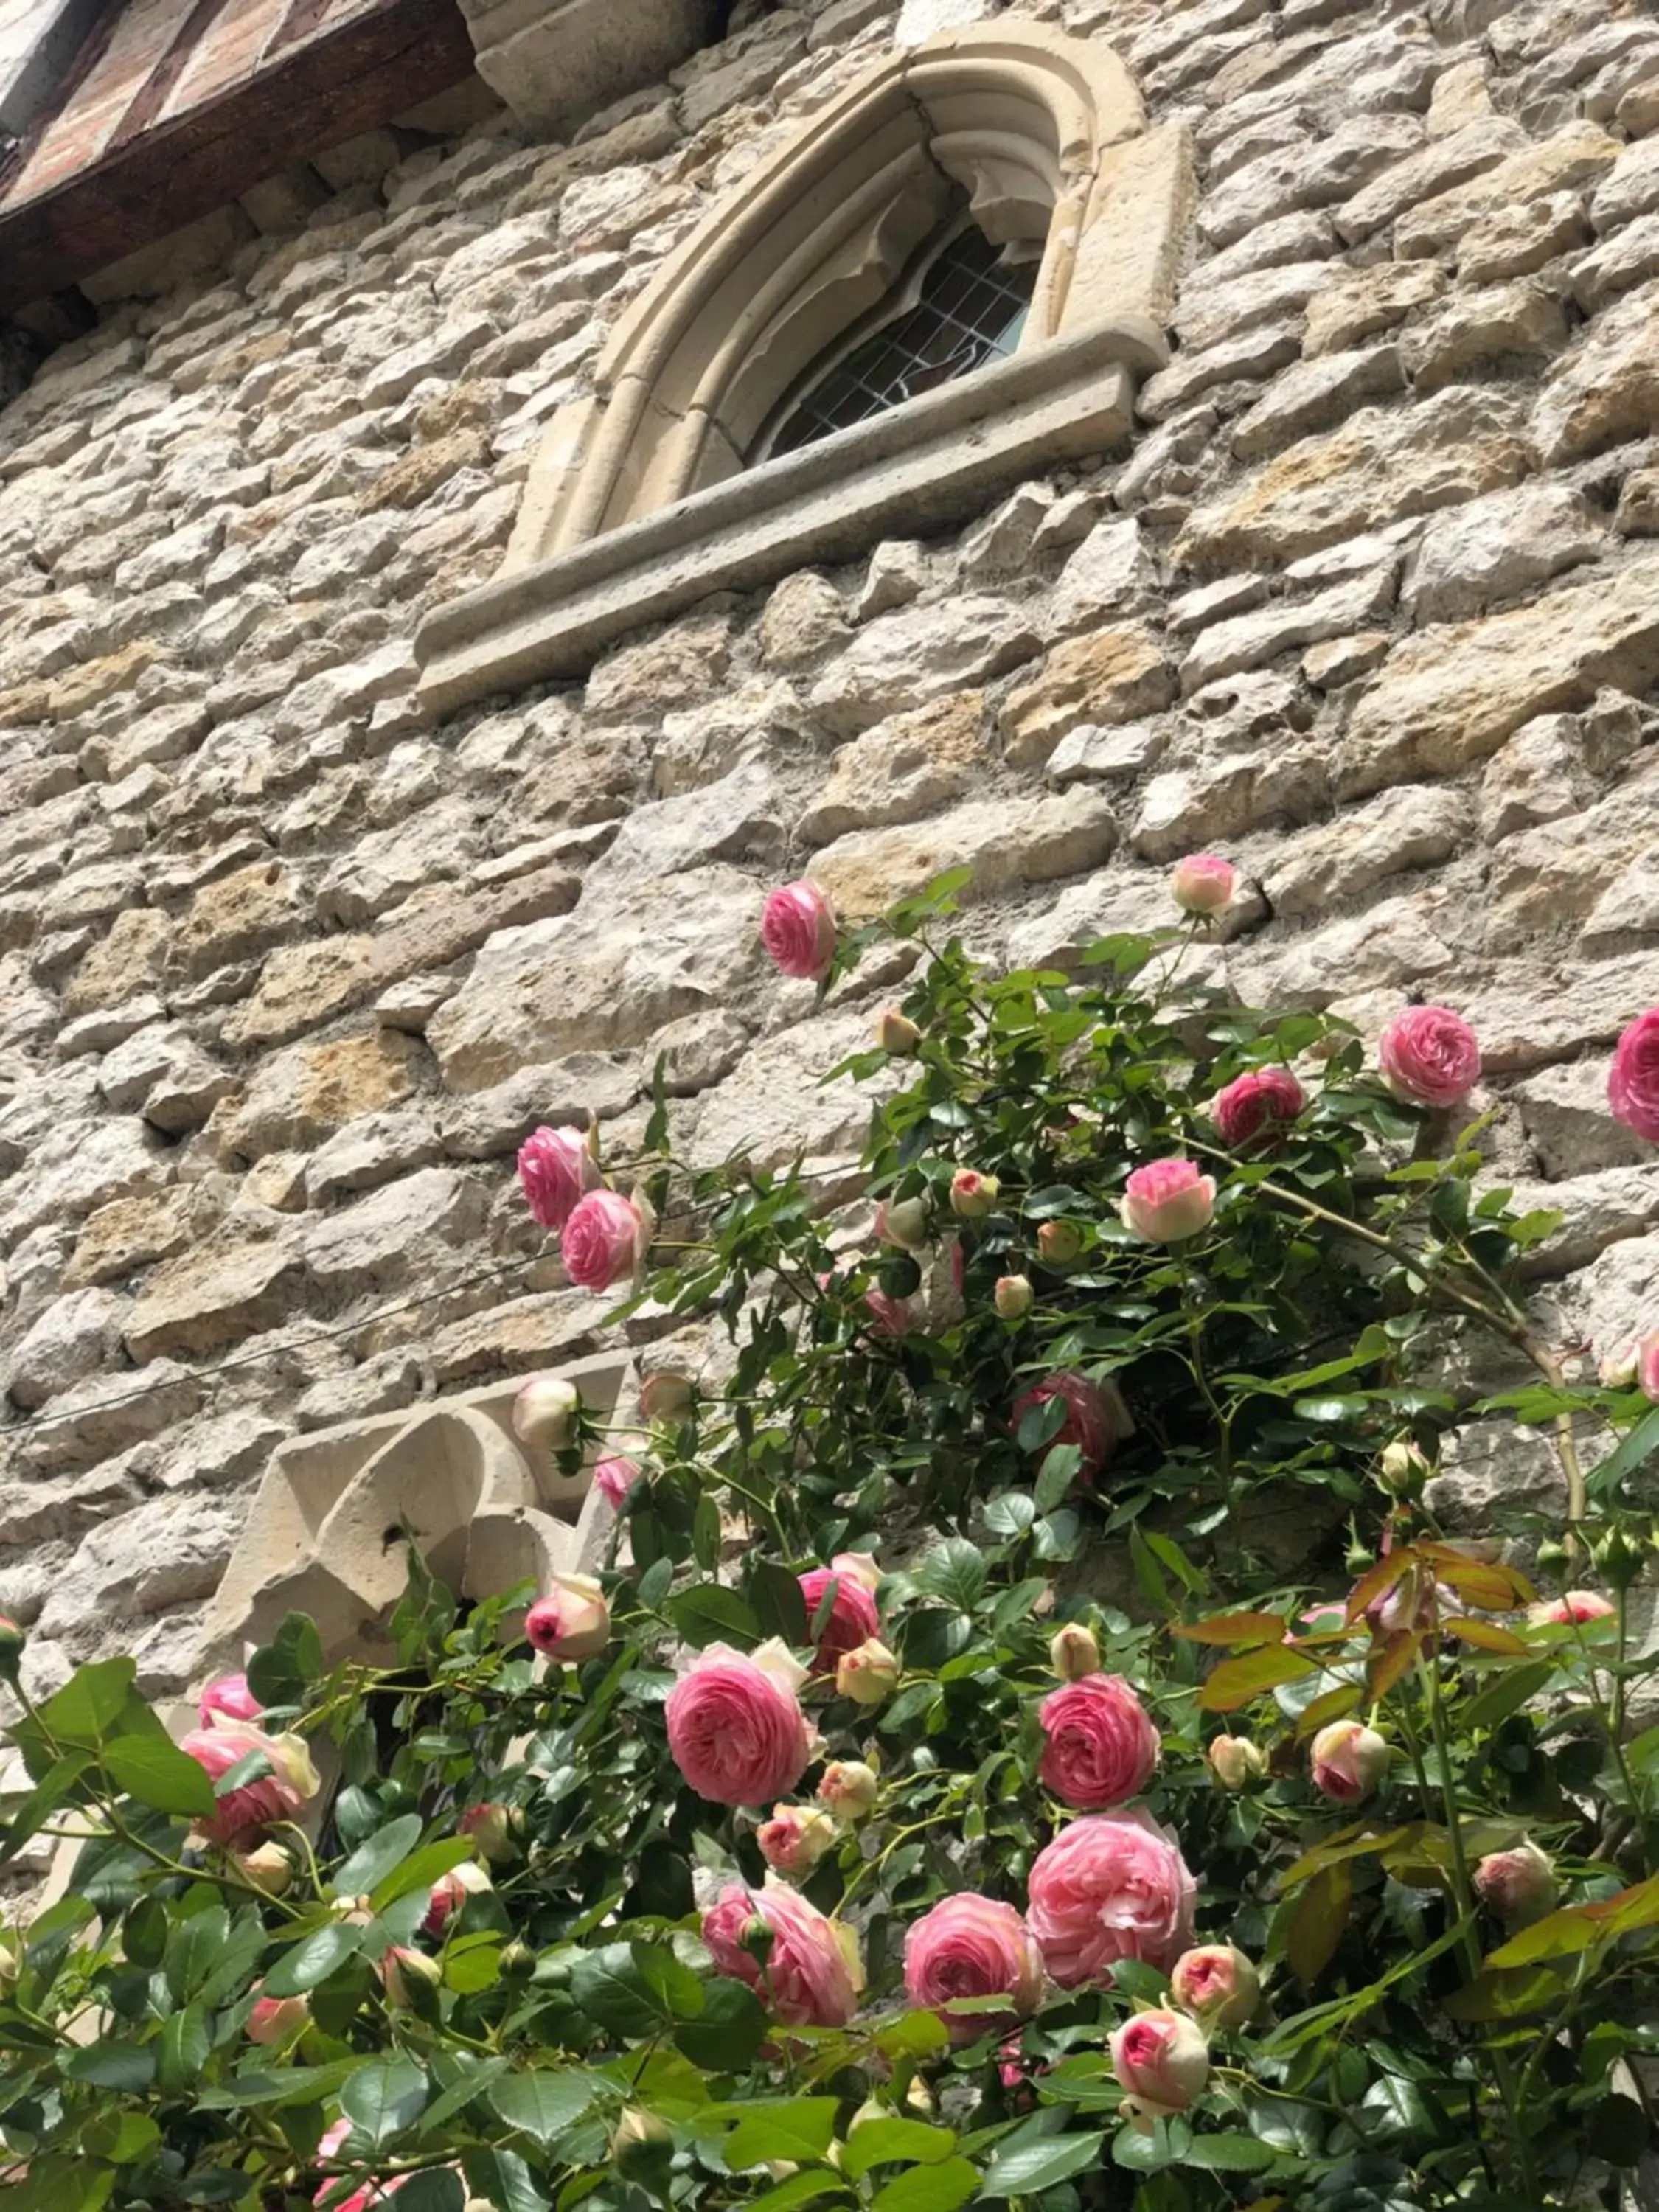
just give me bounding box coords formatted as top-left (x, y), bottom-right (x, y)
top-left (415, 22), bottom-right (1194, 714)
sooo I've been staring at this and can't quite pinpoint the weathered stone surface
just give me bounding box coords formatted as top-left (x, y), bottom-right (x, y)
top-left (1231, 346), bottom-right (1404, 460)
top-left (63, 1187), bottom-right (205, 1290)
top-left (1478, 716), bottom-right (1595, 843)
top-left (1514, 1058), bottom-right (1652, 1180)
top-left (758, 571), bottom-right (849, 668)
top-left (799, 692), bottom-right (992, 845)
top-left (1396, 122), bottom-right (1624, 258)
top-left (1227, 894), bottom-right (1458, 1009)
top-left (213, 1032), bottom-right (424, 1162)
top-left (1531, 280), bottom-right (1659, 463)
top-left (436, 1053), bottom-right (639, 1160)
top-left (302, 1168), bottom-right (486, 1296)
top-left (812, 792), bottom-right (1119, 921)
top-left (1200, 115), bottom-right (1425, 247)
top-left (1402, 277), bottom-right (1566, 392)
top-left (1404, 481), bottom-right (1607, 624)
top-left (1048, 519), bottom-right (1155, 630)
top-left (689, 1010), bottom-right (886, 1172)
top-left (808, 599), bottom-right (1041, 736)
top-left (304, 1110), bottom-right (445, 1204)
top-left (1589, 134), bottom-right (1659, 232)
top-left (125, 1239), bottom-right (302, 1362)
top-left (1132, 745), bottom-right (1327, 860)
top-left (580, 765), bottom-right (785, 896)
top-left (1261, 785), bottom-right (1472, 920)
top-left (1179, 566), bottom-right (1395, 693)
top-left (1001, 627), bottom-right (1175, 770)
top-left (1046, 723), bottom-right (1166, 786)
top-left (1571, 211), bottom-right (1659, 310)
top-left (1459, 193), bottom-right (1590, 285)
top-left (37, 1492), bottom-right (247, 1634)
top-left (5, 1288), bottom-right (125, 1409)
top-left (63, 909), bottom-right (172, 1018)
top-left (1333, 116), bottom-right (1528, 242)
top-left (0, 1117), bottom-right (171, 1246)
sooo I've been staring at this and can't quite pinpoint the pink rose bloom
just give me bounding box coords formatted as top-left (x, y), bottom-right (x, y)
top-left (594, 1455), bottom-right (642, 1508)
top-left (560, 1189), bottom-right (650, 1293)
top-left (830, 1551), bottom-right (881, 1594)
top-left (1377, 1005), bottom-right (1481, 1110)
top-left (1012, 1371), bottom-right (1124, 1486)
top-left (1169, 1944), bottom-right (1259, 2028)
top-left (903, 1894), bottom-right (1044, 2045)
top-left (666, 1640), bottom-right (814, 1806)
top-left (198, 1672), bottom-right (262, 1727)
top-left (1310, 1719), bottom-right (1389, 1803)
top-left (313, 2114), bottom-right (409, 2212)
top-left (703, 1879), bottom-right (861, 2027)
top-left (517, 1124), bottom-right (599, 1231)
top-left (1473, 1840), bottom-right (1556, 1927)
top-left (1037, 1674), bottom-right (1160, 1809)
top-left (247, 1992), bottom-right (308, 2044)
top-left (1026, 1809), bottom-right (1197, 1986)
top-left (422, 1860), bottom-right (492, 1938)
top-left (1110, 2008), bottom-right (1210, 2120)
top-left (799, 1565), bottom-right (880, 1675)
top-left (182, 1722), bottom-right (321, 1848)
top-left (863, 1286), bottom-right (914, 1338)
top-left (757, 1803), bottom-right (837, 1878)
top-left (818, 1759), bottom-right (880, 1818)
top-left (1213, 1067), bottom-right (1304, 1150)
top-left (526, 1573), bottom-right (610, 1661)
top-left (1639, 1332), bottom-right (1659, 1404)
top-left (1170, 854), bottom-right (1236, 917)
top-left (1609, 1006), bottom-right (1659, 1142)
top-left (761, 881), bottom-right (837, 981)
top-left (1529, 1590), bottom-right (1616, 1626)
top-left (1121, 1158), bottom-right (1216, 1243)
top-left (457, 1802), bottom-right (518, 1862)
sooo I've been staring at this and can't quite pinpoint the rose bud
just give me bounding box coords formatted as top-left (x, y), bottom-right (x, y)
top-left (757, 1804), bottom-right (838, 1879)
top-left (1639, 1332), bottom-right (1659, 1403)
top-left (613, 2106), bottom-right (674, 2186)
top-left (836, 1638), bottom-right (900, 1706)
top-left (424, 1860), bottom-right (493, 1938)
top-left (1037, 1220), bottom-right (1083, 1266)
top-left (1608, 1005), bottom-right (1659, 1144)
top-left (949, 1169), bottom-right (1000, 1220)
top-left (1599, 1339), bottom-right (1640, 1388)
top-left (457, 1802), bottom-right (521, 1864)
top-left (877, 1009), bottom-right (922, 1055)
top-left (235, 1841), bottom-right (293, 1896)
top-left (995, 1274), bottom-right (1034, 1321)
top-left (875, 1197), bottom-right (931, 1251)
top-left (1310, 1719), bottom-right (1390, 1803)
top-left (761, 880), bottom-right (837, 981)
top-left (0, 1618), bottom-right (24, 1685)
top-left (1169, 1944), bottom-right (1260, 2029)
top-left (526, 1574), bottom-right (611, 1662)
top-left (0, 1935), bottom-right (17, 1987)
top-left (1110, 2008), bottom-right (1211, 2126)
top-left (594, 1455), bottom-right (642, 1509)
top-left (1049, 1623), bottom-right (1101, 1681)
top-left (382, 1944), bottom-right (442, 2009)
top-left (1212, 1066), bottom-right (1304, 1150)
top-left (1378, 1439), bottom-right (1430, 1498)
top-left (1169, 854), bottom-right (1236, 916)
top-left (1529, 1589), bottom-right (1616, 1626)
top-left (1595, 1523), bottom-right (1646, 1591)
top-left (1121, 1159), bottom-right (1217, 1243)
top-left (818, 1759), bottom-right (880, 1818)
top-left (517, 1123), bottom-right (601, 1233)
top-left (639, 1370), bottom-right (695, 1422)
top-left (1207, 1735), bottom-right (1267, 1790)
top-left (560, 1189), bottom-right (652, 1293)
top-left (246, 1992), bottom-right (309, 2045)
top-left (512, 1374), bottom-right (581, 1453)
top-left (1473, 1840), bottom-right (1557, 1928)
top-left (1377, 1004), bottom-right (1481, 1110)
top-left (500, 1940), bottom-right (536, 1980)
top-left (198, 1672), bottom-right (263, 1727)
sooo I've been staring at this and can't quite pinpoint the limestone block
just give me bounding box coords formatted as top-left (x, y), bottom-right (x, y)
top-left (35, 1492), bottom-right (247, 1638)
top-left (430, 1294), bottom-right (609, 1388)
top-left (808, 598), bottom-right (1041, 737)
top-left (302, 1169), bottom-right (487, 1298)
top-left (1514, 1059), bottom-right (1653, 1180)
top-left (1049, 519), bottom-right (1156, 633)
top-left (963, 485), bottom-right (1064, 580)
top-left (1199, 115), bottom-right (1424, 248)
top-left (97, 1024), bottom-right (234, 1135)
top-left (811, 792), bottom-right (1119, 921)
top-left (1173, 260), bottom-right (1330, 353)
top-left (167, 859), bottom-right (308, 981)
top-left (1001, 626), bottom-right (1175, 771)
top-left (1506, 1165), bottom-right (1659, 1279)
top-left (359, 431), bottom-right (493, 514)
top-left (0, 1117), bottom-right (171, 1247)
top-left (652, 683), bottom-right (801, 798)
top-left (1130, 745), bottom-right (1327, 861)
top-left (1136, 320), bottom-right (1302, 422)
top-left (1231, 346), bottom-right (1405, 461)
top-left (1260, 784), bottom-right (1472, 922)
top-left (580, 764), bottom-right (786, 896)
top-left (64, 1187), bottom-right (206, 1290)
top-left (651, 1010), bottom-right (751, 1097)
top-left (305, 1111), bottom-right (445, 1206)
top-left (1459, 195), bottom-right (1590, 287)
top-left (1046, 724), bottom-right (1168, 786)
top-left (799, 694), bottom-right (992, 845)
top-left (858, 541), bottom-right (928, 620)
top-left (1571, 212), bottom-right (1659, 311)
top-left (1178, 566), bottom-right (1396, 694)
top-left (1426, 1418), bottom-right (1566, 1531)
top-left (1461, 949), bottom-right (1659, 1074)
top-left (689, 1009), bottom-right (889, 1173)
top-left (1580, 840), bottom-right (1659, 947)
top-left (1485, 771), bottom-right (1659, 939)
top-left (1333, 116), bottom-right (1528, 243)
top-left (1194, 210), bottom-right (1340, 288)
top-left (1225, 894), bottom-right (1457, 1010)
top-left (436, 1054), bottom-right (640, 1161)
top-left (213, 1032), bottom-right (425, 1162)
top-left (1396, 122), bottom-right (1623, 258)
top-left (220, 936), bottom-right (380, 1052)
top-left (319, 800), bottom-right (480, 928)
top-left (1401, 276), bottom-right (1566, 393)
top-left (1004, 865), bottom-right (1170, 970)
top-left (1477, 717), bottom-right (1594, 843)
top-left (1590, 136), bottom-right (1659, 233)
top-left (758, 572), bottom-right (849, 669)
top-left (1303, 632), bottom-right (1389, 689)
top-left (125, 1239), bottom-right (302, 1363)
top-left (1404, 480), bottom-right (1607, 625)
top-left (1618, 469), bottom-right (1659, 536)
top-left (153, 1409), bottom-right (288, 1493)
top-left (5, 1288), bottom-right (125, 1411)
top-left (588, 616), bottom-right (732, 720)
top-left (1425, 58), bottom-right (1494, 136)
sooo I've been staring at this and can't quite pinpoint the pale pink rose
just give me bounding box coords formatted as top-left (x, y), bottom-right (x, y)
top-left (1026, 1809), bottom-right (1197, 1986)
top-left (1310, 1719), bottom-right (1389, 1803)
top-left (703, 1879), bottom-right (861, 2027)
top-left (757, 1804), bottom-right (837, 1878)
top-left (183, 1722), bottom-right (321, 1848)
top-left (457, 1802), bottom-right (519, 1863)
top-left (830, 1551), bottom-right (881, 1596)
top-left (1212, 1067), bottom-right (1304, 1150)
top-left (1170, 854), bottom-right (1236, 917)
top-left (666, 1641), bottom-right (813, 1806)
top-left (1037, 1220), bottom-right (1083, 1265)
top-left (1601, 1340), bottom-right (1641, 1388)
top-left (904, 1894), bottom-right (1044, 2044)
top-left (379, 1946), bottom-right (440, 2010)
top-left (761, 881), bottom-right (838, 981)
top-left (1473, 1840), bottom-right (1557, 1927)
top-left (560, 1189), bottom-right (650, 1292)
top-left (877, 1009), bottom-right (921, 1054)
top-left (198, 1672), bottom-right (262, 1727)
top-left (1377, 1005), bottom-right (1481, 1109)
top-left (818, 1759), bottom-right (879, 1818)
top-left (512, 1374), bottom-right (580, 1452)
top-left (1609, 1007), bottom-right (1659, 1143)
top-left (1207, 1736), bottom-right (1267, 1790)
top-left (1640, 1332), bottom-right (1659, 1403)
top-left (235, 1841), bottom-right (293, 1896)
top-left (1169, 1944), bottom-right (1259, 2028)
top-left (1037, 1674), bottom-right (1160, 1809)
top-left (995, 1274), bottom-right (1034, 1320)
top-left (1121, 1158), bottom-right (1217, 1242)
top-left (1529, 1590), bottom-right (1616, 1626)
top-left (526, 1574), bottom-right (610, 1661)
top-left (1110, 2008), bottom-right (1210, 2121)
top-left (836, 1637), bottom-right (899, 1706)
top-left (799, 1565), bottom-right (880, 1675)
top-left (875, 1197), bottom-right (930, 1251)
top-left (1012, 1371), bottom-right (1124, 1486)
top-left (422, 1860), bottom-right (492, 1938)
top-left (517, 1124), bottom-right (599, 1231)
top-left (949, 1169), bottom-right (1000, 1220)
top-left (1049, 1624), bottom-right (1101, 1681)
top-left (247, 1992), bottom-right (308, 2044)
top-left (594, 1455), bottom-right (642, 1509)
top-left (863, 1287), bottom-right (914, 1338)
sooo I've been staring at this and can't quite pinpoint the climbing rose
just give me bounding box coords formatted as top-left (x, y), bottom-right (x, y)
top-left (863, 1287), bottom-right (914, 1338)
top-left (761, 881), bottom-right (837, 981)
top-left (903, 1895), bottom-right (1045, 2044)
top-left (594, 1455), bottom-right (642, 1508)
top-left (1169, 854), bottom-right (1236, 915)
top-left (246, 1992), bottom-right (308, 2044)
top-left (457, 1802), bottom-right (519, 1863)
top-left (799, 1565), bottom-right (880, 1674)
top-left (1378, 1005), bottom-right (1481, 1109)
top-left (198, 1672), bottom-right (262, 1727)
top-left (757, 1804), bottom-right (837, 1878)
top-left (639, 1371), bottom-right (695, 1421)
top-left (995, 1274), bottom-right (1034, 1320)
top-left (1310, 1719), bottom-right (1389, 1803)
top-left (1170, 1944), bottom-right (1260, 2028)
top-left (1110, 2008), bottom-right (1211, 2123)
top-left (380, 1946), bottom-right (440, 2010)
top-left (512, 1374), bottom-right (580, 1452)
top-left (1609, 1007), bottom-right (1659, 1142)
top-left (1208, 1736), bottom-right (1267, 1790)
top-left (1012, 1370), bottom-right (1122, 1485)
top-left (836, 1638), bottom-right (900, 1706)
top-left (667, 1641), bottom-right (813, 1805)
top-left (517, 1124), bottom-right (599, 1231)
top-left (875, 1197), bottom-right (930, 1251)
top-left (1474, 1840), bottom-right (1557, 1927)
top-left (877, 1009), bottom-right (921, 1054)
top-left (1121, 1159), bottom-right (1216, 1242)
top-left (560, 1189), bottom-right (650, 1292)
top-left (235, 1841), bottom-right (293, 1896)
top-left (423, 1860), bottom-right (492, 1938)
top-left (949, 1169), bottom-right (999, 1220)
top-left (818, 1759), bottom-right (880, 1818)
top-left (1639, 1332), bottom-right (1659, 1403)
top-left (1213, 1066), bottom-right (1304, 1149)
top-left (526, 1575), bottom-right (610, 1661)
top-left (1049, 1623), bottom-right (1101, 1681)
top-left (703, 1879), bottom-right (861, 2026)
top-left (1026, 1809), bottom-right (1197, 1986)
top-left (182, 1722), bottom-right (320, 1848)
top-left (1037, 1674), bottom-right (1160, 1809)
top-left (1601, 1340), bottom-right (1640, 1388)
top-left (1037, 1220), bottom-right (1083, 1265)
top-left (1529, 1590), bottom-right (1616, 1626)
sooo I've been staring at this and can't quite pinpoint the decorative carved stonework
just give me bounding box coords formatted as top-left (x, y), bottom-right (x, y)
top-left (459, 0), bottom-right (716, 134)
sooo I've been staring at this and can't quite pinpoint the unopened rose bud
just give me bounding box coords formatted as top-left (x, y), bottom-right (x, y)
top-left (0, 1617), bottom-right (24, 1687)
top-left (739, 1914), bottom-right (776, 1966)
top-left (1601, 1340), bottom-right (1640, 1388)
top-left (458, 1801), bottom-right (522, 1864)
top-left (381, 1945), bottom-right (442, 2008)
top-left (1310, 1719), bottom-right (1389, 1804)
top-left (614, 2107), bottom-right (674, 2188)
top-left (1110, 2008), bottom-right (1210, 2129)
top-left (1169, 1944), bottom-right (1259, 2029)
top-left (836, 1638), bottom-right (900, 1707)
top-left (639, 1371), bottom-right (695, 1423)
top-left (235, 1842), bottom-right (293, 1897)
top-left (0, 1935), bottom-right (19, 1987)
top-left (1640, 1331), bottom-right (1659, 1403)
top-left (526, 1573), bottom-right (611, 1662)
top-left (512, 1374), bottom-right (581, 1453)
top-left (246, 1992), bottom-right (309, 2045)
top-left (1378, 1439), bottom-right (1430, 1499)
top-left (877, 1010), bottom-right (922, 1055)
top-left (1037, 1221), bottom-right (1083, 1266)
top-left (1048, 1623), bottom-right (1101, 1681)
top-left (1473, 1840), bottom-right (1557, 1928)
top-left (818, 1759), bottom-right (880, 1818)
top-left (995, 1274), bottom-right (1033, 1321)
top-left (423, 1860), bottom-right (493, 1938)
top-left (1534, 1539), bottom-right (1571, 1576)
top-left (1207, 1736), bottom-right (1267, 1790)
top-left (1595, 1523), bottom-right (1645, 1592)
top-left (1170, 853), bottom-right (1236, 917)
top-left (499, 1941), bottom-right (536, 1980)
top-left (949, 1169), bottom-right (1000, 1221)
top-left (757, 1804), bottom-right (838, 1879)
top-left (877, 1197), bottom-right (931, 1252)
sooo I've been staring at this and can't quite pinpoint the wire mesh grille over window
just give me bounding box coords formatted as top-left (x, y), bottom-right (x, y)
top-left (758, 219), bottom-right (1039, 464)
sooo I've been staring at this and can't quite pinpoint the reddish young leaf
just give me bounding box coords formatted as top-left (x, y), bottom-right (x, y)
top-left (1201, 1643), bottom-right (1318, 1713)
top-left (1171, 1611), bottom-right (1290, 1649)
top-left (1445, 1617), bottom-right (1530, 1655)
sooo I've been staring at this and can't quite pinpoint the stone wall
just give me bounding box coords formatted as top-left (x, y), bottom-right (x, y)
top-left (2, 0), bottom-right (1659, 1711)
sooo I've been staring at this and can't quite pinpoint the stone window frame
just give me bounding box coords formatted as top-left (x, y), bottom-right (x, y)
top-left (415, 21), bottom-right (1194, 714)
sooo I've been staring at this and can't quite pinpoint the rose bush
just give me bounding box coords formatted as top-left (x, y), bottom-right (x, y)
top-left (5, 867), bottom-right (1659, 2211)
